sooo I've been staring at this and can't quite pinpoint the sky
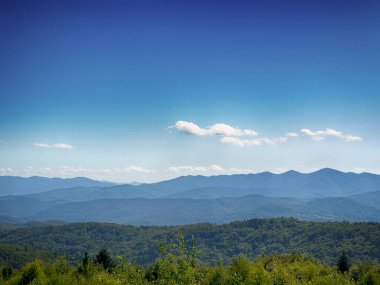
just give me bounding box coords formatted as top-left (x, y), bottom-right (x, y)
top-left (0, 0), bottom-right (379, 182)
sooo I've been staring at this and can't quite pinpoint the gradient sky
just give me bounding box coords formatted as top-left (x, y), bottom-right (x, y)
top-left (1, 0), bottom-right (379, 182)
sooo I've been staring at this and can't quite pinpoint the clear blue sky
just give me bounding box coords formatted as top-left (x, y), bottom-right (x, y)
top-left (1, 0), bottom-right (379, 182)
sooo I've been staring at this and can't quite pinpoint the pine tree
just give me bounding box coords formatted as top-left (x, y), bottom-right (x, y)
top-left (337, 251), bottom-right (350, 274)
top-left (95, 249), bottom-right (115, 272)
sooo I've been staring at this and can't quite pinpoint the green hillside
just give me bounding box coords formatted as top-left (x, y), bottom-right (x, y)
top-left (0, 218), bottom-right (379, 268)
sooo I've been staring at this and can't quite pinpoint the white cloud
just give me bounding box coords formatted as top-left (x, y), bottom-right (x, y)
top-left (113, 166), bottom-right (156, 173)
top-left (166, 164), bottom-right (255, 175)
top-left (0, 167), bottom-right (13, 174)
top-left (172, 121), bottom-right (362, 147)
top-left (173, 121), bottom-right (258, 136)
top-left (286, 132), bottom-right (299, 137)
top-left (272, 136), bottom-right (288, 144)
top-left (0, 164), bottom-right (256, 183)
top-left (173, 121), bottom-right (205, 136)
top-left (33, 143), bottom-right (74, 149)
top-left (52, 143), bottom-right (74, 149)
top-left (33, 143), bottom-right (51, 148)
top-left (1, 165), bottom-right (156, 182)
top-left (300, 128), bottom-right (362, 142)
top-left (345, 135), bottom-right (362, 142)
top-left (167, 164), bottom-right (224, 173)
top-left (220, 136), bottom-right (283, 147)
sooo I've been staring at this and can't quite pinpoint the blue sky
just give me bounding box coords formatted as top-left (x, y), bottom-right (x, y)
top-left (1, 0), bottom-right (379, 182)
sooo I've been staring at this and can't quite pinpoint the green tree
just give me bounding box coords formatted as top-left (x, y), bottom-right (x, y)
top-left (95, 249), bottom-right (115, 272)
top-left (1, 264), bottom-right (13, 281)
top-left (77, 252), bottom-right (92, 277)
top-left (337, 251), bottom-right (350, 274)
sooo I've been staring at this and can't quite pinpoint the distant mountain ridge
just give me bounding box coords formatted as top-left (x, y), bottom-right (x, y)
top-left (145, 168), bottom-right (380, 198)
top-left (1, 169), bottom-right (380, 225)
top-left (0, 176), bottom-right (116, 196)
top-left (27, 168), bottom-right (378, 202)
top-left (1, 191), bottom-right (379, 225)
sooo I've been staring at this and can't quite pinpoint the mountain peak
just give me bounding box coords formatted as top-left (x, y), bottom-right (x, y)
top-left (283, 170), bottom-right (301, 175)
top-left (312, 168), bottom-right (344, 175)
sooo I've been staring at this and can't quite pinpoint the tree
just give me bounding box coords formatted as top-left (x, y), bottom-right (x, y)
top-left (95, 248), bottom-right (115, 272)
top-left (337, 251), bottom-right (350, 274)
top-left (83, 252), bottom-right (90, 267)
top-left (1, 264), bottom-right (13, 281)
top-left (78, 252), bottom-right (91, 276)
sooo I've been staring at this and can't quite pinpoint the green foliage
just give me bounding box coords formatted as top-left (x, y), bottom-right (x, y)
top-left (0, 243), bottom-right (53, 268)
top-left (149, 235), bottom-right (204, 284)
top-left (0, 252), bottom-right (379, 285)
top-left (13, 260), bottom-right (47, 285)
top-left (0, 218), bottom-right (379, 269)
top-left (351, 263), bottom-right (380, 285)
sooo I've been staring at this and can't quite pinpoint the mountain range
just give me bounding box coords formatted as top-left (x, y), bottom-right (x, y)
top-left (0, 168), bottom-right (379, 225)
top-left (0, 176), bottom-right (115, 196)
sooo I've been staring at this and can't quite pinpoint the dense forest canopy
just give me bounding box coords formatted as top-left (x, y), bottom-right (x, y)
top-left (0, 218), bottom-right (379, 269)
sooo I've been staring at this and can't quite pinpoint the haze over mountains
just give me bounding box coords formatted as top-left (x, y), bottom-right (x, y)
top-left (0, 176), bottom-right (115, 196)
top-left (1, 168), bottom-right (379, 225)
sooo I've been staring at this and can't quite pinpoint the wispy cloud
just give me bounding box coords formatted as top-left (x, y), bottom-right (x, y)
top-left (112, 166), bottom-right (156, 173)
top-left (285, 132), bottom-right (299, 137)
top-left (300, 128), bottom-right (362, 142)
top-left (172, 121), bottom-right (258, 136)
top-left (33, 143), bottom-right (51, 148)
top-left (220, 136), bottom-right (290, 147)
top-left (0, 165), bottom-right (156, 182)
top-left (0, 164), bottom-right (254, 183)
top-left (33, 143), bottom-right (74, 149)
top-left (171, 120), bottom-right (362, 147)
top-left (0, 167), bottom-right (13, 173)
top-left (166, 164), bottom-right (255, 175)
top-left (167, 164), bottom-right (224, 173)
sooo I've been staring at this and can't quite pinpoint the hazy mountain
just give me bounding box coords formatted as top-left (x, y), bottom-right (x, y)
top-left (22, 168), bottom-right (380, 203)
top-left (1, 169), bottom-right (380, 225)
top-left (138, 168), bottom-right (380, 199)
top-left (347, 190), bottom-right (380, 209)
top-left (2, 193), bottom-right (380, 225)
top-left (0, 176), bottom-right (116, 196)
top-left (26, 185), bottom-right (148, 202)
top-left (27, 195), bottom-right (301, 225)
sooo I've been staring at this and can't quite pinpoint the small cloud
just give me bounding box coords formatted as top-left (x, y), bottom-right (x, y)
top-left (220, 136), bottom-right (281, 147)
top-left (113, 166), bottom-right (156, 173)
top-left (20, 165), bottom-right (155, 178)
top-left (0, 167), bottom-right (13, 174)
top-left (166, 164), bottom-right (254, 175)
top-left (286, 132), bottom-right (299, 137)
top-left (173, 121), bottom-right (258, 137)
top-left (353, 167), bottom-right (366, 173)
top-left (300, 128), bottom-right (362, 142)
top-left (33, 143), bottom-right (74, 149)
top-left (52, 143), bottom-right (74, 149)
top-left (272, 136), bottom-right (288, 144)
top-left (166, 165), bottom-right (221, 173)
top-left (345, 135), bottom-right (362, 142)
top-left (33, 143), bottom-right (51, 148)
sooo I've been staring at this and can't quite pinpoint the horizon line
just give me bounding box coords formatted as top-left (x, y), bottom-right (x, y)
top-left (0, 167), bottom-right (378, 185)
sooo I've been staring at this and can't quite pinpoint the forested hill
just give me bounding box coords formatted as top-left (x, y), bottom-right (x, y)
top-left (0, 218), bottom-right (379, 268)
